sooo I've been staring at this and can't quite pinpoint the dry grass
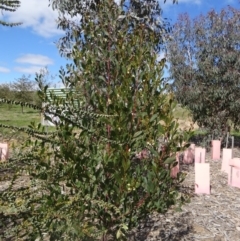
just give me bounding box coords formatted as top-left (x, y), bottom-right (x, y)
top-left (173, 104), bottom-right (198, 130)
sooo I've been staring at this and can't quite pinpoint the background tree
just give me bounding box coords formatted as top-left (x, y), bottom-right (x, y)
top-left (167, 6), bottom-right (240, 143)
top-left (0, 0), bottom-right (22, 26)
top-left (0, 83), bottom-right (13, 99)
top-left (11, 74), bottom-right (35, 113)
top-left (33, 66), bottom-right (55, 107)
top-left (0, 0), bottom-right (191, 240)
top-left (0, 83), bottom-right (14, 109)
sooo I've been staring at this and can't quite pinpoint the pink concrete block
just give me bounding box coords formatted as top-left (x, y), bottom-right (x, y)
top-left (228, 166), bottom-right (240, 188)
top-left (195, 163), bottom-right (210, 194)
top-left (195, 147), bottom-right (206, 163)
top-left (0, 143), bottom-right (9, 161)
top-left (170, 152), bottom-right (179, 178)
top-left (221, 148), bottom-right (232, 173)
top-left (183, 148), bottom-right (194, 164)
top-left (211, 140), bottom-right (221, 160)
top-left (229, 158), bottom-right (240, 169)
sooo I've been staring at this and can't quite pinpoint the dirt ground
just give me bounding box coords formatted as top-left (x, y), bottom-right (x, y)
top-left (130, 148), bottom-right (240, 241)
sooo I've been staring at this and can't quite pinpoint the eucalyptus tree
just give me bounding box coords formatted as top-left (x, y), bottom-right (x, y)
top-left (0, 1), bottom-right (193, 240)
top-left (0, 0), bottom-right (22, 26)
top-left (167, 6), bottom-right (240, 142)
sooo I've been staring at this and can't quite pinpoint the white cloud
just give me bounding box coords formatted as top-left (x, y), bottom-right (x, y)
top-left (14, 54), bottom-right (54, 74)
top-left (0, 66), bottom-right (10, 73)
top-left (14, 65), bottom-right (45, 74)
top-left (15, 54), bottom-right (54, 66)
top-left (114, 0), bottom-right (121, 5)
top-left (157, 52), bottom-right (166, 61)
top-left (4, 0), bottom-right (63, 37)
top-left (3, 0), bottom-right (202, 38)
top-left (3, 0), bottom-right (204, 38)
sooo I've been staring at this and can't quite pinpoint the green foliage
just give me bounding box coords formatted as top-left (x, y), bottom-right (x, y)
top-left (0, 83), bottom-right (14, 110)
top-left (0, 0), bottom-right (192, 240)
top-left (0, 68), bottom-right (53, 111)
top-left (0, 83), bottom-right (12, 100)
top-left (10, 74), bottom-right (36, 113)
top-left (0, 0), bottom-right (22, 26)
top-left (33, 66), bottom-right (57, 107)
top-left (167, 6), bottom-right (240, 144)
top-left (0, 102), bottom-right (40, 142)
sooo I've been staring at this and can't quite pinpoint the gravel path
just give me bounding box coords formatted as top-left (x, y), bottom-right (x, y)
top-left (130, 148), bottom-right (240, 241)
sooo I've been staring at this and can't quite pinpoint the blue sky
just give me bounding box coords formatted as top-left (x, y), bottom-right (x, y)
top-left (0, 0), bottom-right (239, 86)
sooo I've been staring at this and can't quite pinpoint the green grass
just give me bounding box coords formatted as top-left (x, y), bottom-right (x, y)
top-left (1, 101), bottom-right (191, 128)
top-left (230, 130), bottom-right (240, 137)
top-left (0, 104), bottom-right (40, 127)
top-left (0, 104), bottom-right (56, 142)
top-left (0, 102), bottom-right (239, 142)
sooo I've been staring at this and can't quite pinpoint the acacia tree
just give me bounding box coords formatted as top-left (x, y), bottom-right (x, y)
top-left (0, 0), bottom-right (22, 26)
top-left (0, 0), bottom-right (193, 240)
top-left (167, 6), bottom-right (240, 142)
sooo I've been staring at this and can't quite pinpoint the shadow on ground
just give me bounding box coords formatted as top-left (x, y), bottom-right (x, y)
top-left (129, 211), bottom-right (194, 241)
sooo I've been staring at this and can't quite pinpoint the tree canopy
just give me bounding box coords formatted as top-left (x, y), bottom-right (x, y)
top-left (0, 1), bottom-right (192, 240)
top-left (11, 75), bottom-right (35, 113)
top-left (0, 0), bottom-right (22, 26)
top-left (167, 5), bottom-right (240, 141)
